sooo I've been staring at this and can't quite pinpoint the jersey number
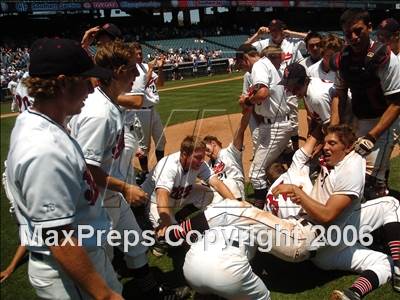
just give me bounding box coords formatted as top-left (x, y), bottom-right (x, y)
top-left (170, 185), bottom-right (192, 200)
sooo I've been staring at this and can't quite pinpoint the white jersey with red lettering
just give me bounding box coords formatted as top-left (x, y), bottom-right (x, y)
top-left (252, 37), bottom-right (305, 73)
top-left (7, 109), bottom-right (110, 254)
top-left (142, 151), bottom-right (216, 227)
top-left (69, 86), bottom-right (147, 269)
top-left (12, 72), bottom-right (34, 113)
top-left (265, 147), bottom-right (313, 218)
top-left (135, 62), bottom-right (159, 107)
top-left (304, 77), bottom-right (336, 125)
top-left (208, 143), bottom-right (245, 199)
top-left (305, 151), bottom-right (365, 230)
top-left (69, 87), bottom-right (125, 197)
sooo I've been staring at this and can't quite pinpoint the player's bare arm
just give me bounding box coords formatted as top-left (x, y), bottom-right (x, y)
top-left (249, 85), bottom-right (270, 104)
top-left (232, 108), bottom-right (251, 151)
top-left (0, 245), bottom-right (26, 283)
top-left (209, 176), bottom-right (235, 199)
top-left (330, 95), bottom-right (340, 125)
top-left (87, 165), bottom-right (148, 206)
top-left (44, 226), bottom-right (123, 300)
top-left (156, 188), bottom-right (173, 229)
top-left (245, 26), bottom-right (269, 45)
top-left (116, 93), bottom-right (143, 109)
top-left (283, 29), bottom-right (308, 39)
top-left (272, 184), bottom-right (353, 224)
top-left (81, 26), bottom-right (101, 51)
top-left (155, 54), bottom-right (165, 87)
top-left (368, 102), bottom-right (400, 141)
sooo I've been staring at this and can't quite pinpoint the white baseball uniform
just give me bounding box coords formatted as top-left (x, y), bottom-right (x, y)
top-left (303, 77), bottom-right (336, 125)
top-left (184, 226), bottom-right (271, 300)
top-left (132, 63), bottom-right (166, 155)
top-left (208, 143), bottom-right (245, 201)
top-left (334, 48), bottom-right (400, 183)
top-left (11, 72), bottom-right (34, 113)
top-left (141, 151), bottom-right (216, 228)
top-left (307, 59), bottom-right (336, 82)
top-left (302, 150), bottom-right (397, 289)
top-left (248, 57), bottom-right (292, 190)
top-left (69, 87), bottom-right (148, 269)
top-left (6, 109), bottom-right (121, 298)
top-left (252, 37), bottom-right (305, 74)
top-left (265, 147), bottom-right (313, 219)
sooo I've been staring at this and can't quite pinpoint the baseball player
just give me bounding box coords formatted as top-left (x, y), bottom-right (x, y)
top-left (202, 108), bottom-right (251, 202)
top-left (237, 45), bottom-right (261, 155)
top-left (280, 63), bottom-right (337, 131)
top-left (131, 42), bottom-right (167, 183)
top-left (11, 71), bottom-right (34, 113)
top-left (377, 18), bottom-right (400, 57)
top-left (68, 41), bottom-right (176, 299)
top-left (271, 124), bottom-right (400, 299)
top-left (5, 37), bottom-right (122, 299)
top-left (246, 19), bottom-right (306, 74)
top-left (237, 43), bottom-right (292, 209)
top-left (299, 31), bottom-right (323, 69)
top-left (308, 34), bottom-right (344, 82)
top-left (261, 45), bottom-right (300, 152)
top-left (330, 9), bottom-right (400, 199)
top-left (141, 136), bottom-right (235, 232)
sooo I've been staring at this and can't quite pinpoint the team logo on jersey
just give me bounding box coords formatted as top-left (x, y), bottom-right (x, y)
top-left (112, 129), bottom-right (125, 159)
top-left (83, 169), bottom-right (99, 205)
top-left (170, 185), bottom-right (192, 200)
top-left (266, 194), bottom-right (279, 216)
top-left (212, 161), bottom-right (225, 174)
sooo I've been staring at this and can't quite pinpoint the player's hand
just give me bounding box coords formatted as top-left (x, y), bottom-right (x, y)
top-left (123, 184), bottom-right (148, 207)
top-left (81, 26), bottom-right (101, 48)
top-left (354, 134), bottom-right (376, 156)
top-left (271, 184), bottom-right (301, 201)
top-left (257, 26), bottom-right (269, 35)
top-left (155, 54), bottom-right (165, 68)
top-left (0, 267), bottom-right (14, 283)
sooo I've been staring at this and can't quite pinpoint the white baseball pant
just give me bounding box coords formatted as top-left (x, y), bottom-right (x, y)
top-left (136, 107), bottom-right (166, 155)
top-left (354, 117), bottom-right (400, 182)
top-left (105, 193), bottom-right (148, 269)
top-left (28, 247), bottom-right (122, 299)
top-left (312, 196), bottom-right (400, 286)
top-left (249, 120), bottom-right (292, 190)
top-left (183, 232), bottom-right (271, 300)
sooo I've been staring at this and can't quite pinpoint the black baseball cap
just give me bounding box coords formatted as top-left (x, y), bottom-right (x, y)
top-left (279, 63), bottom-right (307, 86)
top-left (378, 18), bottom-right (400, 35)
top-left (96, 23), bottom-right (122, 40)
top-left (29, 38), bottom-right (112, 80)
top-left (269, 19), bottom-right (286, 30)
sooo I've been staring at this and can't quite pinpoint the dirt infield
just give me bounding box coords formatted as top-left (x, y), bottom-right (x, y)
top-left (139, 110), bottom-right (399, 180)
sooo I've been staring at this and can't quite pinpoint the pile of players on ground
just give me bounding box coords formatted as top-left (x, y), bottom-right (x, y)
top-left (2, 9), bottom-right (400, 300)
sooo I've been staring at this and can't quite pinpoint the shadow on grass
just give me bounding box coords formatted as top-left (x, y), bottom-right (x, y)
top-left (251, 252), bottom-right (349, 294)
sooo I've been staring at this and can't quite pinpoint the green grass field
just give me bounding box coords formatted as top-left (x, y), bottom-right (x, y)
top-left (0, 72), bottom-right (399, 299)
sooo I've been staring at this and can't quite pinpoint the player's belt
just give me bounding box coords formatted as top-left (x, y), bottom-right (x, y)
top-left (31, 252), bottom-right (45, 261)
top-left (141, 106), bottom-right (154, 109)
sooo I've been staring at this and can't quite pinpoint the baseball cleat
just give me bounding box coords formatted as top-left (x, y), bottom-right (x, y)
top-left (330, 289), bottom-right (361, 300)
